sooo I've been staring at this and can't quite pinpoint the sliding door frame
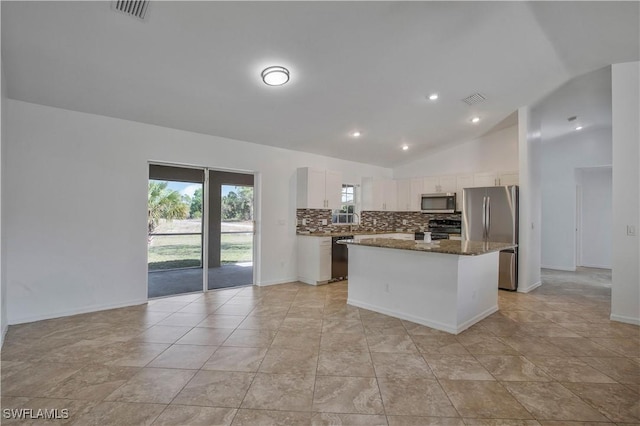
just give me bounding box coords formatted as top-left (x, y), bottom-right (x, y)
top-left (147, 161), bottom-right (259, 297)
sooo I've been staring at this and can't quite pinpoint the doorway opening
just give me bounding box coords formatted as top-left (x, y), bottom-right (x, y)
top-left (147, 165), bottom-right (204, 298)
top-left (207, 171), bottom-right (254, 290)
top-left (576, 166), bottom-right (612, 270)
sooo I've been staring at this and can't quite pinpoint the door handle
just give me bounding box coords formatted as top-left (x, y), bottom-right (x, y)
top-left (486, 196), bottom-right (491, 239)
top-left (482, 196), bottom-right (487, 240)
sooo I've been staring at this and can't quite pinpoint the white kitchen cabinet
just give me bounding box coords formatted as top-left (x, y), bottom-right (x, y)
top-left (473, 171), bottom-right (498, 187)
top-left (296, 167), bottom-right (343, 210)
top-left (455, 174), bottom-right (474, 211)
top-left (362, 178), bottom-right (397, 211)
top-left (297, 236), bottom-right (331, 285)
top-left (423, 176), bottom-right (456, 194)
top-left (473, 171), bottom-right (519, 187)
top-left (498, 171), bottom-right (519, 186)
top-left (438, 176), bottom-right (457, 193)
top-left (396, 178), bottom-right (423, 211)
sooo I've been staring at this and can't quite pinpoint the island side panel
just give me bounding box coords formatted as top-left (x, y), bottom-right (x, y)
top-left (346, 244), bottom-right (460, 333)
top-left (456, 252), bottom-right (500, 333)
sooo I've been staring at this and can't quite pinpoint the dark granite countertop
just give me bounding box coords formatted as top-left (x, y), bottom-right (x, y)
top-left (338, 237), bottom-right (516, 256)
top-left (297, 230), bottom-right (416, 237)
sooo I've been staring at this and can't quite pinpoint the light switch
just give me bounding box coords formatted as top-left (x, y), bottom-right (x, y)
top-left (321, 219), bottom-right (328, 225)
top-left (402, 219), bottom-right (408, 225)
top-left (302, 219), bottom-right (307, 226)
top-left (627, 225), bottom-right (636, 236)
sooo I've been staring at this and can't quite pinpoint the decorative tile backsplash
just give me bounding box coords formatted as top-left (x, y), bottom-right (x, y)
top-left (296, 209), bottom-right (461, 233)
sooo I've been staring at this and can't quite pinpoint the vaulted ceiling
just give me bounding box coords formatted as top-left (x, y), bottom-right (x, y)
top-left (2, 1), bottom-right (638, 167)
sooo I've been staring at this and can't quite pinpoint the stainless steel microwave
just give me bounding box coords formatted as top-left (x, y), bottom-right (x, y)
top-left (421, 193), bottom-right (456, 213)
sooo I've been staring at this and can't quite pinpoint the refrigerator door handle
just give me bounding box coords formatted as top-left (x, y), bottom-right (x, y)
top-left (486, 196), bottom-right (491, 239)
top-left (482, 196), bottom-right (487, 240)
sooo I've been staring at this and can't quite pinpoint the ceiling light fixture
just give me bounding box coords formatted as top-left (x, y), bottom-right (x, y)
top-left (402, 145), bottom-right (409, 151)
top-left (351, 131), bottom-right (361, 137)
top-left (261, 66), bottom-right (290, 86)
top-left (575, 126), bottom-right (583, 131)
top-left (471, 117), bottom-right (480, 123)
top-left (428, 93), bottom-right (439, 101)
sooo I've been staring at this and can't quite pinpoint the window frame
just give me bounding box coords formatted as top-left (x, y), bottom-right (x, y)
top-left (332, 184), bottom-right (357, 224)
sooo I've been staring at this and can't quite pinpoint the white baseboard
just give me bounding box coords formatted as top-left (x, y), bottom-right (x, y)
top-left (9, 299), bottom-right (148, 325)
top-left (256, 277), bottom-right (298, 287)
top-left (541, 265), bottom-right (576, 272)
top-left (348, 298), bottom-right (498, 335)
top-left (610, 313), bottom-right (640, 326)
top-left (579, 263), bottom-right (612, 270)
top-left (518, 280), bottom-right (541, 293)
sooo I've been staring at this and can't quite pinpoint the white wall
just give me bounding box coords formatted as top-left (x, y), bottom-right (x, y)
top-left (611, 61), bottom-right (639, 325)
top-left (578, 167), bottom-right (612, 269)
top-left (392, 125), bottom-right (519, 179)
top-left (540, 128), bottom-right (612, 270)
top-left (517, 107), bottom-right (542, 293)
top-left (5, 100), bottom-right (391, 324)
top-left (1, 30), bottom-right (7, 344)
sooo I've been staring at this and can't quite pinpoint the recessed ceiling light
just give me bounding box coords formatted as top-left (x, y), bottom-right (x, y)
top-left (575, 126), bottom-right (583, 131)
top-left (351, 131), bottom-right (361, 137)
top-left (402, 145), bottom-right (409, 151)
top-left (261, 66), bottom-right (290, 86)
top-left (428, 93), bottom-right (439, 101)
top-left (471, 117), bottom-right (480, 123)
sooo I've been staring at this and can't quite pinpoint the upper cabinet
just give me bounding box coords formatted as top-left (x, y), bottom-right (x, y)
top-left (472, 171), bottom-right (519, 187)
top-left (423, 176), bottom-right (456, 193)
top-left (497, 171), bottom-right (519, 186)
top-left (397, 178), bottom-right (423, 211)
top-left (362, 178), bottom-right (397, 211)
top-left (296, 167), bottom-right (343, 210)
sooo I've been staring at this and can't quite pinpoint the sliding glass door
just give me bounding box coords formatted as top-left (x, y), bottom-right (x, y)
top-left (207, 171), bottom-right (254, 290)
top-left (147, 165), bottom-right (204, 298)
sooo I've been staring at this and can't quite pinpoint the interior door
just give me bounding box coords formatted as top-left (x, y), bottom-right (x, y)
top-left (462, 187), bottom-right (487, 241)
top-left (485, 186), bottom-right (517, 244)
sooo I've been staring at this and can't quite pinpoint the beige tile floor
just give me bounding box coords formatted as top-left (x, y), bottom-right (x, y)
top-left (1, 268), bottom-right (639, 425)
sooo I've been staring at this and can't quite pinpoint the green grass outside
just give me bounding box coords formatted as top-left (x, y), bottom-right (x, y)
top-left (148, 233), bottom-right (252, 270)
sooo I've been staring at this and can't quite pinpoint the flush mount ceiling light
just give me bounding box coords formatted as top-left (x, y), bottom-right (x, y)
top-left (351, 131), bottom-right (361, 137)
top-left (428, 93), bottom-right (439, 101)
top-left (261, 66), bottom-right (290, 86)
top-left (471, 116), bottom-right (481, 123)
top-left (402, 145), bottom-right (409, 151)
top-left (575, 126), bottom-right (583, 131)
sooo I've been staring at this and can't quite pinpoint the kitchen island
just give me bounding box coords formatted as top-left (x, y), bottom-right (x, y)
top-left (339, 238), bottom-right (516, 334)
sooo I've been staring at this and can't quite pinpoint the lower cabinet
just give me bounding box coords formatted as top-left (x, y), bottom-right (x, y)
top-left (297, 233), bottom-right (415, 285)
top-left (297, 236), bottom-right (331, 285)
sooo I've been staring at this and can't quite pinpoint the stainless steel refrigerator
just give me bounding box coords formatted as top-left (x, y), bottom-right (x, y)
top-left (462, 186), bottom-right (519, 290)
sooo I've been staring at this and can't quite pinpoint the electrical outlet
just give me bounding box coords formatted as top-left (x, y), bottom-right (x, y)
top-left (373, 219), bottom-right (377, 225)
top-left (628, 225), bottom-right (637, 236)
top-left (302, 218), bottom-right (307, 226)
top-left (321, 219), bottom-right (328, 225)
top-left (402, 219), bottom-right (408, 225)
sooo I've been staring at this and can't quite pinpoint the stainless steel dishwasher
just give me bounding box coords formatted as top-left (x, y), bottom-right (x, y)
top-left (331, 236), bottom-right (353, 280)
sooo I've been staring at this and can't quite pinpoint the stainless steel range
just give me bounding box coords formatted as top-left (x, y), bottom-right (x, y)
top-left (428, 219), bottom-right (462, 240)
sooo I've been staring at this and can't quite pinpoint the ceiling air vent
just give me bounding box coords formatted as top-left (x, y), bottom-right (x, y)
top-left (461, 93), bottom-right (487, 106)
top-left (113, 1), bottom-right (149, 20)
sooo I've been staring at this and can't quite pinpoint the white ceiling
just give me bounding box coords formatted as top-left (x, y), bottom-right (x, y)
top-left (535, 66), bottom-right (613, 143)
top-left (2, 1), bottom-right (638, 167)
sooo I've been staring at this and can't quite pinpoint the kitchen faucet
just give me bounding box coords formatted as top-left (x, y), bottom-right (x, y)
top-left (349, 212), bottom-right (360, 232)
